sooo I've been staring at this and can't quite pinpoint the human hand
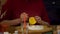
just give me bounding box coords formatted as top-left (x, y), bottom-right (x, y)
top-left (20, 12), bottom-right (28, 22)
top-left (35, 16), bottom-right (49, 25)
top-left (35, 16), bottom-right (41, 23)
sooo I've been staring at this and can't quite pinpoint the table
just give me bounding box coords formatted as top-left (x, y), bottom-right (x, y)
top-left (15, 25), bottom-right (53, 34)
top-left (56, 25), bottom-right (60, 34)
top-left (53, 25), bottom-right (60, 34)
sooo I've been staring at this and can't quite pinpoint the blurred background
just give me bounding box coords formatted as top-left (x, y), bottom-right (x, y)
top-left (1, 0), bottom-right (60, 25)
top-left (44, 0), bottom-right (60, 25)
top-left (0, 0), bottom-right (60, 34)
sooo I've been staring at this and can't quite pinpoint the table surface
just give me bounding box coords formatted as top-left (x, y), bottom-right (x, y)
top-left (53, 25), bottom-right (60, 34)
top-left (1, 25), bottom-right (59, 34)
top-left (1, 25), bottom-right (58, 34)
top-left (15, 25), bottom-right (53, 34)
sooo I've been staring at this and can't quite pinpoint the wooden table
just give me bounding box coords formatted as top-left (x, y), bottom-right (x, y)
top-left (53, 25), bottom-right (60, 34)
top-left (15, 25), bottom-right (53, 34)
top-left (56, 25), bottom-right (60, 34)
top-left (1, 25), bottom-right (59, 34)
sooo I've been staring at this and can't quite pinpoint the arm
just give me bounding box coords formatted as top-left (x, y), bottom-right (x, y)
top-left (0, 12), bottom-right (29, 26)
top-left (35, 16), bottom-right (50, 25)
top-left (0, 18), bottom-right (21, 25)
top-left (0, 0), bottom-right (20, 25)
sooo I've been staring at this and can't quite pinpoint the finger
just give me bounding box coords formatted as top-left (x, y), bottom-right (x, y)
top-left (20, 12), bottom-right (28, 18)
top-left (40, 20), bottom-right (49, 25)
top-left (21, 12), bottom-right (28, 15)
top-left (35, 16), bottom-right (41, 21)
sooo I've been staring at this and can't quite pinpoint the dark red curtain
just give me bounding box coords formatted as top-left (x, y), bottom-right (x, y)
top-left (1, 0), bottom-right (50, 23)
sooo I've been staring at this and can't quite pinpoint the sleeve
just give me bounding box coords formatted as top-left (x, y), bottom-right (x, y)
top-left (38, 0), bottom-right (50, 24)
top-left (1, 0), bottom-right (13, 21)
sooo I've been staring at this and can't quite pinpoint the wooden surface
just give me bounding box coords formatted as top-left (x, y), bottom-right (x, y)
top-left (1, 25), bottom-right (58, 34)
top-left (15, 25), bottom-right (53, 34)
top-left (53, 25), bottom-right (60, 34)
top-left (1, 24), bottom-right (57, 34)
top-left (56, 25), bottom-right (60, 34)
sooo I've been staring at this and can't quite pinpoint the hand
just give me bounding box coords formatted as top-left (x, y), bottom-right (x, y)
top-left (35, 16), bottom-right (41, 23)
top-left (20, 12), bottom-right (28, 22)
top-left (35, 16), bottom-right (49, 25)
